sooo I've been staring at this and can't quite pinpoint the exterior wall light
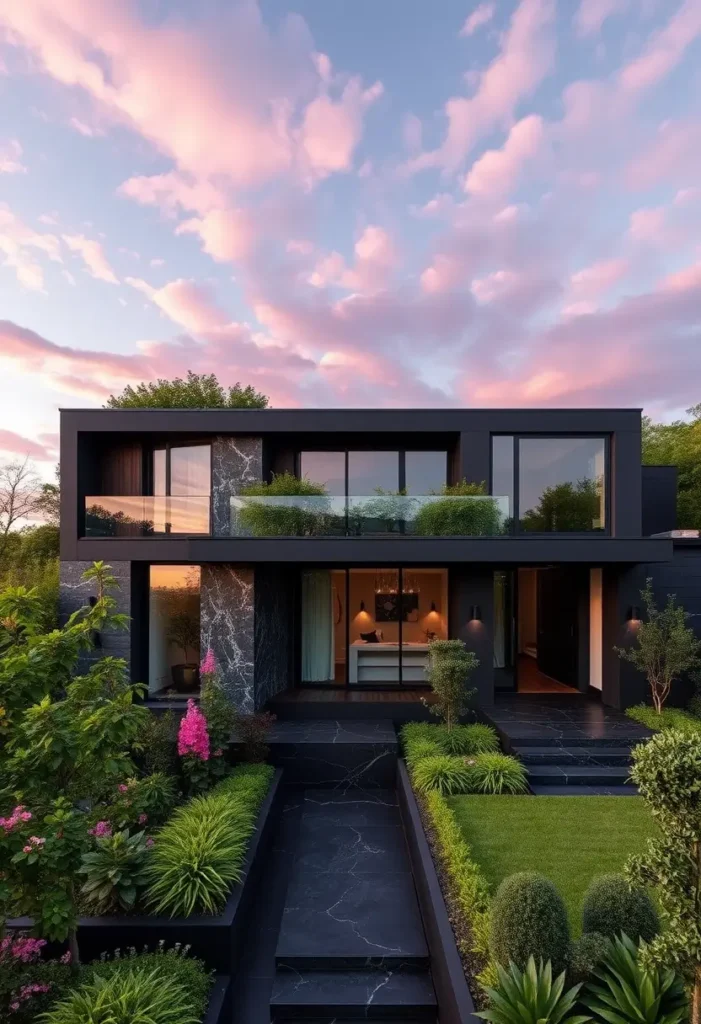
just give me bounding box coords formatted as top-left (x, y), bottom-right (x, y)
top-left (430, 601), bottom-right (437, 612)
top-left (360, 600), bottom-right (366, 612)
top-left (470, 605), bottom-right (482, 622)
top-left (627, 606), bottom-right (641, 622)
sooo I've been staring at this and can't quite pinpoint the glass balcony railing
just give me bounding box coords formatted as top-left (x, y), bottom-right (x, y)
top-left (229, 494), bottom-right (510, 537)
top-left (84, 496), bottom-right (211, 536)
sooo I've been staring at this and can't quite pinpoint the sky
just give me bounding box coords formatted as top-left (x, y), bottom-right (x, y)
top-left (1, 0), bottom-right (701, 473)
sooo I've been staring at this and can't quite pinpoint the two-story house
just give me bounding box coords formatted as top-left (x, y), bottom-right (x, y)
top-left (59, 407), bottom-right (689, 713)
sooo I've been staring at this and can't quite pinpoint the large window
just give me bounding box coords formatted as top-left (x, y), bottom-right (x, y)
top-left (299, 452), bottom-right (345, 495)
top-left (300, 567), bottom-right (448, 686)
top-left (149, 444), bottom-right (211, 533)
top-left (149, 565), bottom-right (201, 697)
top-left (299, 450), bottom-right (447, 495)
top-left (491, 436), bottom-right (607, 533)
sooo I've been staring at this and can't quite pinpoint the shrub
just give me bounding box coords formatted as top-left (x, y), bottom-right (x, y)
top-left (470, 753), bottom-right (529, 795)
top-left (78, 828), bottom-right (151, 913)
top-left (106, 772), bottom-right (178, 830)
top-left (237, 472), bottom-right (335, 536)
top-left (400, 721), bottom-right (436, 747)
top-left (583, 933), bottom-right (688, 1024)
top-left (82, 943), bottom-right (212, 1020)
top-left (567, 931), bottom-right (609, 985)
top-left (626, 702), bottom-right (701, 735)
top-left (581, 873), bottom-right (659, 943)
top-left (411, 754), bottom-right (477, 796)
top-left (490, 873), bottom-right (571, 975)
top-left (144, 764), bottom-right (272, 916)
top-left (437, 722), bottom-right (499, 755)
top-left (141, 710), bottom-right (179, 776)
top-left (0, 935), bottom-right (73, 1023)
top-left (405, 737), bottom-right (443, 768)
top-left (38, 966), bottom-right (201, 1024)
top-left (426, 639), bottom-right (479, 729)
top-left (413, 481), bottom-right (505, 537)
top-left (476, 956), bottom-right (587, 1024)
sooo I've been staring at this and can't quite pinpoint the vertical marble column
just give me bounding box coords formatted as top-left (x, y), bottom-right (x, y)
top-left (59, 560), bottom-right (131, 672)
top-left (254, 566), bottom-right (292, 709)
top-left (200, 564), bottom-right (255, 713)
top-left (211, 436), bottom-right (263, 537)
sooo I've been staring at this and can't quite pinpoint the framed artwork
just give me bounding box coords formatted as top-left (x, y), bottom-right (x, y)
top-left (375, 592), bottom-right (420, 622)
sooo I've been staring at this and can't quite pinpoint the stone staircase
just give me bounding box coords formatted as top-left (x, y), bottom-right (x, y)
top-left (511, 738), bottom-right (639, 794)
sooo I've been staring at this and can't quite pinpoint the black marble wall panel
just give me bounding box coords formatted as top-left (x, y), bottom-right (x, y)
top-left (59, 560), bottom-right (131, 672)
top-left (201, 565), bottom-right (255, 712)
top-left (211, 436), bottom-right (263, 537)
top-left (254, 566), bottom-right (292, 710)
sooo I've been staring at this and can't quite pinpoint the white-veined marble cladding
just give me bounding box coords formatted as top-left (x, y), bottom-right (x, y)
top-left (59, 560), bottom-right (131, 672)
top-left (254, 566), bottom-right (292, 709)
top-left (211, 436), bottom-right (262, 536)
top-left (201, 564), bottom-right (255, 712)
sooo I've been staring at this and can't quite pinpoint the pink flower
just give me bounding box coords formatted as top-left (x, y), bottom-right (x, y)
top-left (29, 836), bottom-right (45, 846)
top-left (8, 937), bottom-right (46, 963)
top-left (0, 805), bottom-right (32, 832)
top-left (138, 813), bottom-right (148, 824)
top-left (214, 748), bottom-right (223, 757)
top-left (22, 845), bottom-right (32, 854)
top-left (118, 784), bottom-right (128, 793)
top-left (146, 837), bottom-right (154, 848)
top-left (10, 1002), bottom-right (19, 1011)
top-left (60, 950), bottom-right (72, 964)
top-left (178, 699), bottom-right (210, 761)
top-left (200, 648), bottom-right (216, 676)
top-left (88, 821), bottom-right (112, 838)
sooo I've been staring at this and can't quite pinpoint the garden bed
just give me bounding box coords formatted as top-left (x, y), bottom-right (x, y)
top-left (9, 768), bottom-right (283, 972)
top-left (448, 794), bottom-right (655, 935)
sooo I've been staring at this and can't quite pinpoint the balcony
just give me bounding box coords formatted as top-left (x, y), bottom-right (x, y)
top-left (229, 494), bottom-right (510, 537)
top-left (84, 496), bottom-right (210, 537)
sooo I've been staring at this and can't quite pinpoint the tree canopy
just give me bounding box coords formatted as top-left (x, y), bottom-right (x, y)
top-left (106, 371), bottom-right (269, 410)
top-left (642, 405), bottom-right (701, 531)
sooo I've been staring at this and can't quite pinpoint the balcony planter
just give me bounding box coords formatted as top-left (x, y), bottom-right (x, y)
top-left (8, 770), bottom-right (283, 973)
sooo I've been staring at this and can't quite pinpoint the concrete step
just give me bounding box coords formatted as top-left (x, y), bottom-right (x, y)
top-left (530, 784), bottom-right (640, 796)
top-left (527, 763), bottom-right (633, 787)
top-left (513, 744), bottom-right (633, 766)
top-left (269, 968), bottom-right (437, 1020)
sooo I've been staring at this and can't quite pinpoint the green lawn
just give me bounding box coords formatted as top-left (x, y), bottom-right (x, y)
top-left (448, 796), bottom-right (655, 936)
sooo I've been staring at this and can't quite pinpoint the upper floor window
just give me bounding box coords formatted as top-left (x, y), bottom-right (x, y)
top-left (298, 450), bottom-right (447, 495)
top-left (152, 445), bottom-right (211, 496)
top-left (491, 436), bottom-right (607, 533)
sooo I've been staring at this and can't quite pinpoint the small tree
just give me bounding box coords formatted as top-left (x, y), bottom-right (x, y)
top-left (0, 458), bottom-right (43, 559)
top-left (425, 639), bottom-right (478, 730)
top-left (106, 371), bottom-right (268, 409)
top-left (626, 730), bottom-right (701, 1023)
top-left (616, 578), bottom-right (701, 714)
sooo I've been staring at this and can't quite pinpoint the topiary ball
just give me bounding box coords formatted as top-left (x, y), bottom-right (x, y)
top-left (582, 873), bottom-right (659, 942)
top-left (567, 931), bottom-right (609, 985)
top-left (490, 872), bottom-right (570, 974)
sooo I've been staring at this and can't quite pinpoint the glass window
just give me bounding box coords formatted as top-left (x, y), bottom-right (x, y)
top-left (519, 437), bottom-right (606, 532)
top-left (149, 565), bottom-right (201, 697)
top-left (170, 445), bottom-right (211, 496)
top-left (153, 449), bottom-right (166, 496)
top-left (405, 452), bottom-right (447, 494)
top-left (491, 436), bottom-right (514, 518)
top-left (300, 451), bottom-right (345, 495)
top-left (348, 451), bottom-right (398, 494)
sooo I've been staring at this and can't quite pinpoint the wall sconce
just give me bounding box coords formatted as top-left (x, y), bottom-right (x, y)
top-left (359, 600), bottom-right (366, 612)
top-left (469, 605), bottom-right (482, 622)
top-left (627, 606), bottom-right (641, 622)
top-left (430, 601), bottom-right (437, 612)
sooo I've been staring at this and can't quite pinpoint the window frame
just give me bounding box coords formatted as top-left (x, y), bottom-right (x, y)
top-left (296, 448), bottom-right (449, 496)
top-left (143, 442), bottom-right (212, 535)
top-left (489, 433), bottom-right (611, 537)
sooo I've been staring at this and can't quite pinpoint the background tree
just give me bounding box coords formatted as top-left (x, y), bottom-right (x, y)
top-left (520, 478), bottom-right (603, 532)
top-left (616, 578), bottom-right (701, 714)
top-left (0, 458), bottom-right (43, 558)
top-left (36, 465), bottom-right (60, 526)
top-left (106, 370), bottom-right (269, 409)
top-left (643, 405), bottom-right (701, 531)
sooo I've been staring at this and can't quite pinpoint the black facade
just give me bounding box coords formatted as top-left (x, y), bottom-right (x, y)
top-left (59, 406), bottom-right (680, 711)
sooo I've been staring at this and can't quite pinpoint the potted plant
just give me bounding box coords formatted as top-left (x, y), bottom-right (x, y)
top-left (166, 611), bottom-right (200, 691)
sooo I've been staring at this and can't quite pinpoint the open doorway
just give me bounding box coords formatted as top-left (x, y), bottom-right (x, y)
top-left (518, 567), bottom-right (579, 692)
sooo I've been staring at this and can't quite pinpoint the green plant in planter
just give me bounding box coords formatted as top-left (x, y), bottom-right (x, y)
top-left (477, 957), bottom-right (589, 1024)
top-left (411, 754), bottom-right (477, 795)
top-left (583, 934), bottom-right (688, 1024)
top-left (471, 752), bottom-right (529, 794)
top-left (165, 612), bottom-right (200, 692)
top-left (413, 480), bottom-right (505, 536)
top-left (38, 966), bottom-right (201, 1024)
top-left (350, 489), bottom-right (412, 534)
top-left (237, 472), bottom-right (336, 536)
top-left (404, 737), bottom-right (443, 768)
top-left (426, 639), bottom-right (478, 730)
top-left (78, 828), bottom-right (151, 913)
top-left (436, 722), bottom-right (499, 755)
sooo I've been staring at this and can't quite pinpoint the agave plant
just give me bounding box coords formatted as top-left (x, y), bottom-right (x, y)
top-left (583, 934), bottom-right (688, 1024)
top-left (476, 957), bottom-right (590, 1024)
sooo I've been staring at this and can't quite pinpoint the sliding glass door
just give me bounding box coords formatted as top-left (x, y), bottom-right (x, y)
top-left (300, 567), bottom-right (447, 687)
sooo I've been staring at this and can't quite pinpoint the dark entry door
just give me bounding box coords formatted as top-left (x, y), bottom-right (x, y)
top-left (537, 568), bottom-right (578, 687)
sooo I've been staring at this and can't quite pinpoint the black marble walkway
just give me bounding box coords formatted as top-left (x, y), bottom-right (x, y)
top-left (485, 695), bottom-right (652, 795)
top-left (266, 719), bottom-right (399, 789)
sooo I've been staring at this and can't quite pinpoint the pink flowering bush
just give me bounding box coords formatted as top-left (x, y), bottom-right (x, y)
top-left (199, 648), bottom-right (217, 679)
top-left (178, 700), bottom-right (210, 760)
top-left (100, 773), bottom-right (177, 832)
top-left (0, 932), bottom-right (74, 1022)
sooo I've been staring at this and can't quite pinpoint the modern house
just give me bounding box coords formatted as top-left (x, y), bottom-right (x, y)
top-left (58, 407), bottom-right (696, 713)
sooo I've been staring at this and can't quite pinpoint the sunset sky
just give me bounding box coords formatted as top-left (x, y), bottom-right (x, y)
top-left (1, 0), bottom-right (701, 472)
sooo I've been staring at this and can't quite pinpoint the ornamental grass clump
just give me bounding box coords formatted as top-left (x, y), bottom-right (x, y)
top-left (38, 967), bottom-right (201, 1024)
top-left (404, 737), bottom-right (443, 768)
top-left (470, 752), bottom-right (529, 795)
top-left (437, 722), bottom-right (499, 755)
top-left (411, 754), bottom-right (477, 795)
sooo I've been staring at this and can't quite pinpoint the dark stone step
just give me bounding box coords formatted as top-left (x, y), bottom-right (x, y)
top-left (270, 968), bottom-right (436, 1019)
top-left (527, 764), bottom-right (633, 786)
top-left (502, 732), bottom-right (648, 749)
top-left (513, 744), bottom-right (633, 766)
top-left (530, 784), bottom-right (640, 796)
top-left (265, 720), bottom-right (398, 789)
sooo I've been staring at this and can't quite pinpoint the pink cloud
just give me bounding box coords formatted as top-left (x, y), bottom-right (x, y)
top-left (0, 139), bottom-right (26, 174)
top-left (176, 208), bottom-right (255, 264)
top-left (625, 118), bottom-right (701, 189)
top-left (0, 429), bottom-right (56, 460)
top-left (299, 78), bottom-right (383, 180)
top-left (568, 257), bottom-right (629, 301)
top-left (463, 114), bottom-right (545, 199)
top-left (62, 234), bottom-right (118, 283)
top-left (575, 0), bottom-right (628, 37)
top-left (125, 277), bottom-right (230, 333)
top-left (460, 3), bottom-right (496, 38)
top-left (0, 205), bottom-right (61, 291)
top-left (117, 172), bottom-right (226, 218)
top-left (618, 0), bottom-right (701, 94)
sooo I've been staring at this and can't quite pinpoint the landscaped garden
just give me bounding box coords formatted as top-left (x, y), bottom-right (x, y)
top-left (0, 561), bottom-right (275, 1022)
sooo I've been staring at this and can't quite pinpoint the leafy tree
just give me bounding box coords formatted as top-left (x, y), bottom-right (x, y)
top-left (616, 578), bottom-right (701, 714)
top-left (627, 731), bottom-right (701, 1023)
top-left (643, 405), bottom-right (701, 531)
top-left (36, 465), bottom-right (60, 526)
top-left (425, 638), bottom-right (478, 730)
top-left (106, 370), bottom-right (268, 409)
top-left (520, 478), bottom-right (603, 532)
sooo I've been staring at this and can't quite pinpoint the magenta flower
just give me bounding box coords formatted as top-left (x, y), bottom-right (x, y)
top-left (22, 845), bottom-right (32, 854)
top-left (88, 821), bottom-right (112, 838)
top-left (178, 699), bottom-right (210, 760)
top-left (146, 837), bottom-right (154, 848)
top-left (60, 950), bottom-right (72, 964)
top-left (118, 783), bottom-right (128, 793)
top-left (200, 648), bottom-right (216, 676)
top-left (0, 805), bottom-right (32, 832)
top-left (138, 813), bottom-right (148, 824)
